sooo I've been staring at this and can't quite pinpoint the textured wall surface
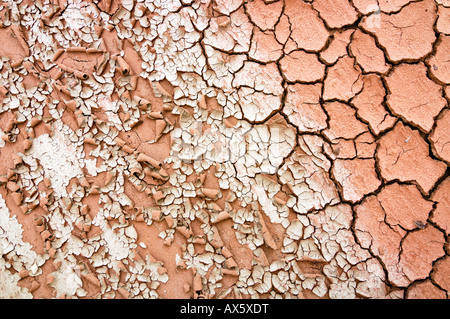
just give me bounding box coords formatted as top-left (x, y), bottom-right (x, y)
top-left (0, 0), bottom-right (449, 299)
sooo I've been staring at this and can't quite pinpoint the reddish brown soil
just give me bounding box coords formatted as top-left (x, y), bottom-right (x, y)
top-left (0, 0), bottom-right (448, 300)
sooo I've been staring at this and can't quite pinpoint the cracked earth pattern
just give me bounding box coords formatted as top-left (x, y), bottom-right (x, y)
top-left (0, 0), bottom-right (449, 299)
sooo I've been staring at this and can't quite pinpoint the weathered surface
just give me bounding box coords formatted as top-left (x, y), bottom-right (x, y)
top-left (280, 50), bottom-right (325, 83)
top-left (406, 280), bottom-right (446, 299)
top-left (376, 122), bottom-right (447, 194)
top-left (0, 0), bottom-right (448, 301)
top-left (284, 83), bottom-right (327, 132)
top-left (427, 35), bottom-right (450, 84)
top-left (431, 177), bottom-right (450, 236)
top-left (385, 63), bottom-right (446, 132)
top-left (377, 183), bottom-right (433, 231)
top-left (332, 159), bottom-right (381, 202)
top-left (350, 30), bottom-right (390, 74)
top-left (361, 0), bottom-right (437, 62)
top-left (399, 226), bottom-right (445, 283)
top-left (430, 109), bottom-right (450, 164)
top-left (313, 0), bottom-right (358, 29)
top-left (351, 74), bottom-right (396, 135)
top-left (323, 56), bottom-right (364, 101)
top-left (283, 0), bottom-right (330, 52)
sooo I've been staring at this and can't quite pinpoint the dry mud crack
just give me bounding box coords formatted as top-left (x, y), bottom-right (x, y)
top-left (0, 0), bottom-right (448, 299)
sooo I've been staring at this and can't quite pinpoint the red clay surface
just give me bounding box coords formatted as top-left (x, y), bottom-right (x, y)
top-left (0, 0), bottom-right (448, 299)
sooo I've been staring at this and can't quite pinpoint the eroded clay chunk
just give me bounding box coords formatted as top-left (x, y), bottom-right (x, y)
top-left (332, 158), bottom-right (381, 202)
top-left (351, 0), bottom-right (379, 15)
top-left (377, 0), bottom-right (416, 13)
top-left (349, 29), bottom-right (390, 74)
top-left (283, 0), bottom-right (330, 52)
top-left (280, 50), bottom-right (325, 83)
top-left (376, 122), bottom-right (447, 194)
top-left (245, 0), bottom-right (283, 31)
top-left (233, 61), bottom-right (283, 121)
top-left (361, 0), bottom-right (437, 62)
top-left (319, 29), bottom-right (353, 65)
top-left (436, 5), bottom-right (450, 34)
top-left (355, 195), bottom-right (409, 286)
top-left (431, 257), bottom-right (450, 293)
top-left (377, 183), bottom-right (433, 230)
top-left (385, 63), bottom-right (446, 132)
top-left (322, 101), bottom-right (368, 141)
top-left (351, 74), bottom-right (396, 135)
top-left (312, 0), bottom-right (359, 29)
top-left (406, 280), bottom-right (447, 299)
top-left (249, 29), bottom-right (283, 63)
top-left (427, 35), bottom-right (450, 84)
top-left (399, 226), bottom-right (445, 283)
top-left (429, 109), bottom-right (450, 163)
top-left (430, 177), bottom-right (450, 236)
top-left (323, 56), bottom-right (364, 102)
top-left (283, 83), bottom-right (327, 132)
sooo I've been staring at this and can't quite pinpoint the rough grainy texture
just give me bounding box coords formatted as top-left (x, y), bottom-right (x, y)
top-left (0, 0), bottom-right (448, 300)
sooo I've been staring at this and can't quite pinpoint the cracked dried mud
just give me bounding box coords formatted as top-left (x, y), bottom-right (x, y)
top-left (0, 0), bottom-right (448, 300)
